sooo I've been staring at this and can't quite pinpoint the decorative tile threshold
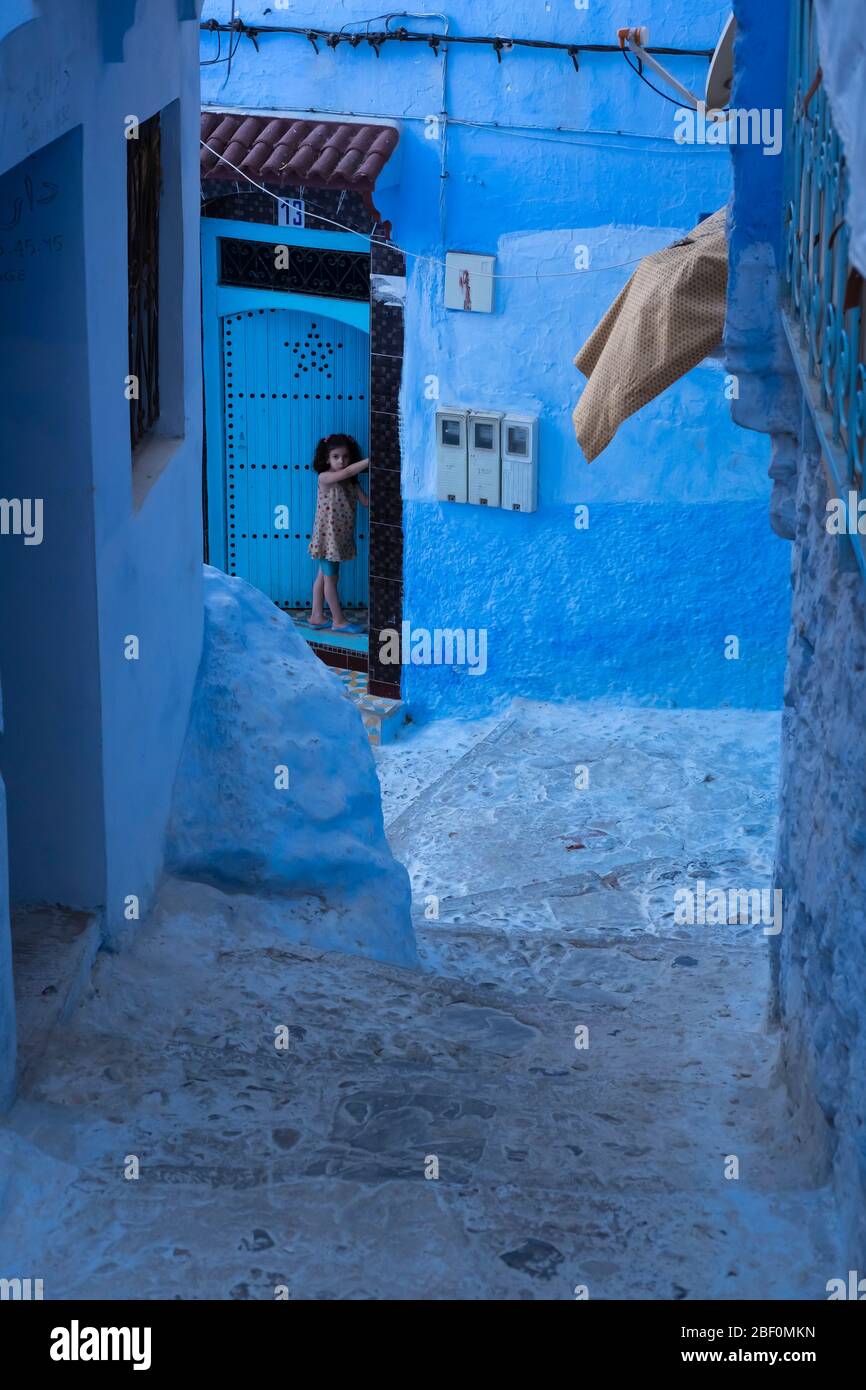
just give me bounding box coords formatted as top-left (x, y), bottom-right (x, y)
top-left (333, 669), bottom-right (405, 746)
top-left (290, 611), bottom-right (369, 655)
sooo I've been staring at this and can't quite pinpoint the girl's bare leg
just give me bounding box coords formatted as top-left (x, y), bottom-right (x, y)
top-left (311, 569), bottom-right (326, 623)
top-left (323, 574), bottom-right (346, 628)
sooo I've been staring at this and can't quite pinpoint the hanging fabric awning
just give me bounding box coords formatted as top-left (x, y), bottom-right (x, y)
top-left (572, 208), bottom-right (728, 463)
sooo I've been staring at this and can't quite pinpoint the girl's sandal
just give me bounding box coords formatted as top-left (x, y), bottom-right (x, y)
top-left (304, 619), bottom-right (332, 630)
top-left (331, 622), bottom-right (365, 635)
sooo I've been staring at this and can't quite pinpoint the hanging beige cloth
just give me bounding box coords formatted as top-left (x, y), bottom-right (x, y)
top-left (572, 208), bottom-right (728, 462)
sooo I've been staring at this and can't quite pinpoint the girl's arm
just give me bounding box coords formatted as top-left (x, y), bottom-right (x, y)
top-left (319, 457), bottom-right (370, 486)
top-left (357, 485), bottom-right (369, 509)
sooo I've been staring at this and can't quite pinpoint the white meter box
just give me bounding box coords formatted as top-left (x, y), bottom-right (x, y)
top-left (445, 252), bottom-right (496, 313)
top-left (501, 414), bottom-right (539, 513)
top-left (436, 406), bottom-right (468, 503)
top-left (468, 410), bottom-right (503, 507)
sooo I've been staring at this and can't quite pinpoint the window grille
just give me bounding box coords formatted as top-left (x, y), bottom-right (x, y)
top-left (783, 0), bottom-right (866, 489)
top-left (128, 112), bottom-right (161, 450)
top-left (219, 237), bottom-right (370, 302)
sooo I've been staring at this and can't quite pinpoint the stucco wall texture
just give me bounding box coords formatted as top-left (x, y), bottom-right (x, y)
top-left (0, 0), bottom-right (205, 944)
top-left (201, 0), bottom-right (789, 719)
top-left (771, 420), bottom-right (866, 1267)
top-left (728, 0), bottom-right (866, 1266)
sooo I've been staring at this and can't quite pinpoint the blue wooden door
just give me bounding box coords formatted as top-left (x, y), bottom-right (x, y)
top-left (223, 307), bottom-right (370, 609)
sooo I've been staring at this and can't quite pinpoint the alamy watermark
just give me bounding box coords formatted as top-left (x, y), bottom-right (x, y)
top-left (674, 102), bottom-right (782, 157)
top-left (673, 880), bottom-right (783, 935)
top-left (379, 623), bottom-right (488, 676)
top-left (825, 492), bottom-right (866, 535)
top-left (1, 1276), bottom-right (43, 1299)
top-left (827, 1270), bottom-right (866, 1300)
top-left (0, 497), bottom-right (42, 545)
top-left (50, 1321), bottom-right (151, 1370)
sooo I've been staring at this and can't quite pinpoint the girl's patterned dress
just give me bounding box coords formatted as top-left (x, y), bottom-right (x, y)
top-left (309, 477), bottom-right (362, 563)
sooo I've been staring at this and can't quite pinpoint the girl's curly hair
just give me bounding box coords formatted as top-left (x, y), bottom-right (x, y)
top-left (313, 433), bottom-right (363, 474)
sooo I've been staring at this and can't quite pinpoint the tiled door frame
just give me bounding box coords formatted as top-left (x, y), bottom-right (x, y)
top-left (367, 238), bottom-right (406, 699)
top-left (201, 209), bottom-right (406, 697)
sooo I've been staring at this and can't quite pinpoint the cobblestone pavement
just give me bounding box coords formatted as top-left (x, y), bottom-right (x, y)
top-left (0, 701), bottom-right (839, 1299)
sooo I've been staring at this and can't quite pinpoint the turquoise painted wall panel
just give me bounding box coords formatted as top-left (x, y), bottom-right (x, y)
top-left (224, 306), bottom-right (370, 608)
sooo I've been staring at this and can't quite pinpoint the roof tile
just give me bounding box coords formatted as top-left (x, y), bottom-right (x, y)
top-left (200, 111), bottom-right (399, 196)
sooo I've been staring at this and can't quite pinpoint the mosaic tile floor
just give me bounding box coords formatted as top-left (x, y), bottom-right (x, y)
top-left (289, 609), bottom-right (369, 655)
top-left (333, 669), bottom-right (405, 746)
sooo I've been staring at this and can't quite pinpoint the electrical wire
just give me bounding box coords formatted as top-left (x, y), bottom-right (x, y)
top-left (389, 12), bottom-right (452, 248)
top-left (446, 114), bottom-right (712, 153)
top-left (201, 16), bottom-right (244, 69)
top-left (200, 137), bottom-right (721, 280)
top-left (620, 45), bottom-right (698, 112)
top-left (201, 13), bottom-right (719, 273)
top-left (223, 0), bottom-right (240, 86)
top-left (201, 16), bottom-right (714, 63)
top-left (200, 27), bottom-right (223, 65)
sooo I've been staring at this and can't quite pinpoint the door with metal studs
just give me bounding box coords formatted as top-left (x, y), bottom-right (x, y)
top-left (223, 307), bottom-right (370, 610)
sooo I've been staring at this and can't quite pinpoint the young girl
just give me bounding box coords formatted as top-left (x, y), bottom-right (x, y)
top-left (307, 433), bottom-right (370, 633)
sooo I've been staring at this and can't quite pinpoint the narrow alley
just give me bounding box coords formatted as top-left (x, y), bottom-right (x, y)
top-left (1, 702), bottom-right (838, 1299)
top-left (2, 0), bottom-right (865, 1344)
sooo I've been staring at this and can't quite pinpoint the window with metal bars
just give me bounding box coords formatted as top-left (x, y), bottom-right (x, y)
top-left (127, 112), bottom-right (161, 451)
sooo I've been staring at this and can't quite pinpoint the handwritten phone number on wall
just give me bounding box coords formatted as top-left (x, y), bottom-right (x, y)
top-left (0, 235), bottom-right (64, 257)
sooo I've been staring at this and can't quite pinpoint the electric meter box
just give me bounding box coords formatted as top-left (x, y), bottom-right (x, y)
top-left (500, 413), bottom-right (539, 513)
top-left (436, 406), bottom-right (469, 503)
top-left (468, 410), bottom-right (504, 507)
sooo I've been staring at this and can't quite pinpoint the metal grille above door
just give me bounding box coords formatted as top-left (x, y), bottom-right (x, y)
top-left (219, 237), bottom-right (370, 300)
top-left (224, 307), bottom-right (370, 609)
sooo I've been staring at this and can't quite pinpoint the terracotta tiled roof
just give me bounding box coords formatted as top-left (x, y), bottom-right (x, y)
top-left (200, 111), bottom-right (399, 196)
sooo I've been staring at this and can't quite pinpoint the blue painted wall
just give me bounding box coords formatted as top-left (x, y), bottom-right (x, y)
top-left (725, 0), bottom-right (800, 440)
top-left (201, 0), bottom-right (790, 718)
top-left (0, 128), bottom-right (105, 909)
top-left (727, 0), bottom-right (866, 1267)
top-left (0, 692), bottom-right (14, 1112)
top-left (0, 0), bottom-right (204, 947)
top-left (0, 1), bottom-right (38, 47)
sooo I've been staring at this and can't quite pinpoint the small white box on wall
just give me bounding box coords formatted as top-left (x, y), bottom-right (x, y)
top-left (445, 252), bottom-right (496, 313)
top-left (501, 414), bottom-right (539, 513)
top-left (436, 406), bottom-right (469, 503)
top-left (468, 410), bottom-right (503, 507)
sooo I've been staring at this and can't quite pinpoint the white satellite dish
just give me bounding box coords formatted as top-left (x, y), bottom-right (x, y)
top-left (618, 13), bottom-right (736, 113)
top-left (705, 14), bottom-right (736, 111)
